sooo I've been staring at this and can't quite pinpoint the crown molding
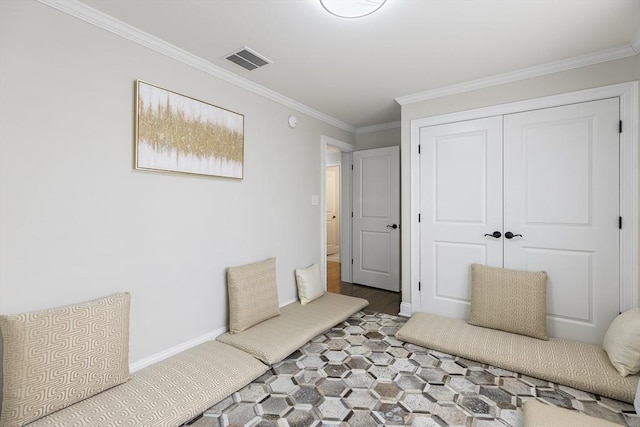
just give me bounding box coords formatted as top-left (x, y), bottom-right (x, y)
top-left (37, 0), bottom-right (357, 134)
top-left (321, 135), bottom-right (357, 153)
top-left (37, 0), bottom-right (640, 131)
top-left (355, 121), bottom-right (401, 135)
top-left (396, 44), bottom-right (639, 105)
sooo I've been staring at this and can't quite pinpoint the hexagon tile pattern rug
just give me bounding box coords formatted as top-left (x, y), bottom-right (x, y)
top-left (184, 311), bottom-right (639, 427)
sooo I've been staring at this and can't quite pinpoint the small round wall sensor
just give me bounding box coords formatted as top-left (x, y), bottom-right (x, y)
top-left (288, 115), bottom-right (298, 128)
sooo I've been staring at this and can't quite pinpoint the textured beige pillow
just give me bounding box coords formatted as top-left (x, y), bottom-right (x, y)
top-left (469, 263), bottom-right (548, 340)
top-left (295, 264), bottom-right (325, 305)
top-left (602, 308), bottom-right (640, 377)
top-left (227, 257), bottom-right (280, 334)
top-left (0, 292), bottom-right (131, 427)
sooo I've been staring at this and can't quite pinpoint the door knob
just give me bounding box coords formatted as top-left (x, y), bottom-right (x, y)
top-left (386, 224), bottom-right (399, 229)
top-left (484, 231), bottom-right (502, 238)
top-left (504, 231), bottom-right (523, 239)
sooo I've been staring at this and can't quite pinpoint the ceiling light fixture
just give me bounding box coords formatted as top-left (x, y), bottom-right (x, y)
top-left (320, 0), bottom-right (386, 18)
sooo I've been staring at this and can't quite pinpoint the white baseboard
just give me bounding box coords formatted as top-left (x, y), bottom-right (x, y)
top-left (399, 302), bottom-right (413, 318)
top-left (280, 297), bottom-right (298, 307)
top-left (129, 297), bottom-right (300, 373)
top-left (129, 325), bottom-right (228, 373)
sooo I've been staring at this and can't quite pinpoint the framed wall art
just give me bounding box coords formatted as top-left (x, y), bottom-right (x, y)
top-left (135, 80), bottom-right (244, 179)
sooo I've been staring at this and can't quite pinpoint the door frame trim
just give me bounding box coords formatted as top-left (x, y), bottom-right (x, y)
top-left (409, 81), bottom-right (639, 314)
top-left (321, 136), bottom-right (357, 288)
top-left (351, 146), bottom-right (401, 292)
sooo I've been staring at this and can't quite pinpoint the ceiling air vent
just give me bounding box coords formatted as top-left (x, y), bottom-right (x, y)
top-left (225, 47), bottom-right (272, 71)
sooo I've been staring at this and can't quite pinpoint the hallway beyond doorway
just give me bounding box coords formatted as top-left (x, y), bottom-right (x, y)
top-left (326, 261), bottom-right (401, 316)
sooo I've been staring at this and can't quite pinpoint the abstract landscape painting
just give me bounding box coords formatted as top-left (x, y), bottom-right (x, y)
top-left (135, 80), bottom-right (244, 179)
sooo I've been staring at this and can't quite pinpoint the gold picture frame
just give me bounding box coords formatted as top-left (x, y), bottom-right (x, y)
top-left (135, 80), bottom-right (244, 179)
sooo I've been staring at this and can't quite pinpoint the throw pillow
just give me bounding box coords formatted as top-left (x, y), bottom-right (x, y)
top-left (468, 263), bottom-right (548, 340)
top-left (227, 257), bottom-right (280, 334)
top-left (0, 292), bottom-right (131, 427)
top-left (602, 307), bottom-right (640, 377)
top-left (295, 263), bottom-right (324, 305)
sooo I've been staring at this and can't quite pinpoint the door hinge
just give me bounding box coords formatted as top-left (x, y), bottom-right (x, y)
top-left (418, 281), bottom-right (421, 291)
top-left (619, 216), bottom-right (622, 229)
top-left (351, 164), bottom-right (354, 170)
top-left (351, 212), bottom-right (354, 218)
top-left (418, 213), bottom-right (421, 223)
top-left (418, 144), bottom-right (421, 154)
top-left (619, 120), bottom-right (623, 134)
top-left (351, 258), bottom-right (354, 265)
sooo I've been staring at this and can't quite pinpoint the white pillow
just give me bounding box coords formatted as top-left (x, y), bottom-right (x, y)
top-left (295, 264), bottom-right (324, 305)
top-left (602, 308), bottom-right (640, 377)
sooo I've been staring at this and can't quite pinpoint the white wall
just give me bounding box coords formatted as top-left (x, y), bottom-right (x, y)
top-left (400, 55), bottom-right (640, 311)
top-left (355, 127), bottom-right (400, 150)
top-left (0, 0), bottom-right (354, 365)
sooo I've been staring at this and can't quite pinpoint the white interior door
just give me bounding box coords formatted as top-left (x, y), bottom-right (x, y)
top-left (503, 98), bottom-right (620, 343)
top-left (353, 146), bottom-right (400, 292)
top-left (419, 98), bottom-right (621, 344)
top-left (326, 165), bottom-right (340, 256)
top-left (419, 117), bottom-right (504, 318)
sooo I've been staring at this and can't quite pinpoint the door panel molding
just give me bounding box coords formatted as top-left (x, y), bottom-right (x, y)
top-left (418, 98), bottom-right (620, 343)
top-left (409, 82), bottom-right (639, 326)
top-left (501, 98), bottom-right (619, 342)
top-left (353, 146), bottom-right (400, 292)
top-left (419, 116), bottom-right (504, 319)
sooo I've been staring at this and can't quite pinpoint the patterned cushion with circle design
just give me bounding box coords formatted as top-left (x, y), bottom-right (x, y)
top-left (0, 292), bottom-right (131, 427)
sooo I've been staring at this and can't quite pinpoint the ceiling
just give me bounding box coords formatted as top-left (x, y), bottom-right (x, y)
top-left (77, 0), bottom-right (640, 132)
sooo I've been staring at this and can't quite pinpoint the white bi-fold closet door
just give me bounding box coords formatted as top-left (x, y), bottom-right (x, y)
top-left (420, 98), bottom-right (620, 344)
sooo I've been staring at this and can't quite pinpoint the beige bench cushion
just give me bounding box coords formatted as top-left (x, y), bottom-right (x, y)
top-left (397, 312), bottom-right (639, 403)
top-left (218, 292), bottom-right (368, 364)
top-left (523, 400), bottom-right (622, 427)
top-left (26, 341), bottom-right (268, 427)
top-left (0, 293), bottom-right (131, 427)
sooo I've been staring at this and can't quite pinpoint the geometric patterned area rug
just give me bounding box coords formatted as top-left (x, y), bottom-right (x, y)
top-left (186, 311), bottom-right (639, 427)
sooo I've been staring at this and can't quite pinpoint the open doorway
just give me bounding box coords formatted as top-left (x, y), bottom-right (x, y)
top-left (326, 166), bottom-right (340, 262)
top-left (321, 137), bottom-right (402, 316)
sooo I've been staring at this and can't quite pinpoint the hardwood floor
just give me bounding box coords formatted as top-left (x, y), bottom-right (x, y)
top-left (326, 261), bottom-right (401, 316)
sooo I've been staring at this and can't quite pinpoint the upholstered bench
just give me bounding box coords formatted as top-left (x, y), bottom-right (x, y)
top-left (218, 292), bottom-right (369, 364)
top-left (397, 312), bottom-right (640, 403)
top-left (523, 400), bottom-right (623, 427)
top-left (215, 258), bottom-right (369, 365)
top-left (398, 264), bottom-right (640, 405)
top-left (0, 293), bottom-right (268, 427)
top-left (25, 340), bottom-right (268, 427)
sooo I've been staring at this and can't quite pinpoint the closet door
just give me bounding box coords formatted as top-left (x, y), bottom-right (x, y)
top-left (503, 98), bottom-right (620, 344)
top-left (419, 117), bottom-right (503, 319)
